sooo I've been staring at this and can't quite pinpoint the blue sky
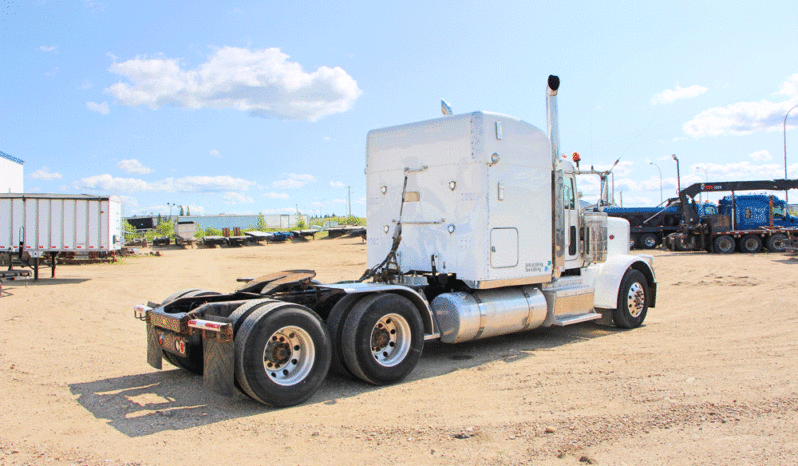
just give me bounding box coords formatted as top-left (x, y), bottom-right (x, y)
top-left (2, 1), bottom-right (797, 216)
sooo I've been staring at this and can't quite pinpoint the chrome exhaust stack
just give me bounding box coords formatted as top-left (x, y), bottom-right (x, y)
top-left (547, 75), bottom-right (564, 280)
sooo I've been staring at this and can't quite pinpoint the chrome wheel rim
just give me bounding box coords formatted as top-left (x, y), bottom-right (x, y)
top-left (626, 282), bottom-right (646, 318)
top-left (263, 326), bottom-right (315, 386)
top-left (370, 313), bottom-right (411, 367)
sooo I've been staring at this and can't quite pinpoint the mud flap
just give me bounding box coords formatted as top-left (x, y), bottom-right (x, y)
top-left (146, 313), bottom-right (163, 369)
top-left (203, 337), bottom-right (234, 397)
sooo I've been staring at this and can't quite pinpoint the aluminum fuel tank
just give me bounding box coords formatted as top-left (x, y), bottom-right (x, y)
top-left (431, 286), bottom-right (547, 344)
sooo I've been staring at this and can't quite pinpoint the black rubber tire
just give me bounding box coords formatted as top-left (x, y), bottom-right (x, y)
top-left (674, 235), bottom-right (692, 251)
top-left (235, 303), bottom-right (331, 407)
top-left (641, 233), bottom-right (658, 249)
top-left (228, 299), bottom-right (278, 335)
top-left (161, 288), bottom-right (201, 305)
top-left (738, 234), bottom-right (762, 253)
top-left (629, 234), bottom-right (639, 250)
top-left (766, 233), bottom-right (788, 252)
top-left (160, 289), bottom-right (220, 375)
top-left (613, 269), bottom-right (648, 329)
top-left (341, 293), bottom-right (424, 385)
top-left (162, 347), bottom-right (204, 375)
top-left (714, 235), bottom-right (736, 254)
top-left (325, 294), bottom-right (365, 377)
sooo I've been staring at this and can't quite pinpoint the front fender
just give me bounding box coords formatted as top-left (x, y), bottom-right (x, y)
top-left (593, 254), bottom-right (657, 309)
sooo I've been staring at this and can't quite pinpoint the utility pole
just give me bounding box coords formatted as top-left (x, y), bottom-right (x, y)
top-left (650, 162), bottom-right (662, 204)
top-left (784, 104), bottom-right (798, 204)
top-left (347, 186), bottom-right (352, 217)
top-left (696, 167), bottom-right (708, 203)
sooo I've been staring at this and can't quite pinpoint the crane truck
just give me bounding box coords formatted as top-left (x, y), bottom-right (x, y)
top-left (133, 76), bottom-right (657, 407)
top-left (665, 180), bottom-right (798, 253)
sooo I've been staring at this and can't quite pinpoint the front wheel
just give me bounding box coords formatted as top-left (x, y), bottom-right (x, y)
top-left (235, 303), bottom-right (331, 407)
top-left (613, 269), bottom-right (648, 329)
top-left (341, 293), bottom-right (424, 385)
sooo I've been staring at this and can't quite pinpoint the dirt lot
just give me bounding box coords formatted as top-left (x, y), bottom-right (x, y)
top-left (1, 238), bottom-right (797, 465)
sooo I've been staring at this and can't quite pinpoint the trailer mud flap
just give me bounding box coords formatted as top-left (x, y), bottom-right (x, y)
top-left (146, 314), bottom-right (164, 370)
top-left (203, 338), bottom-right (234, 397)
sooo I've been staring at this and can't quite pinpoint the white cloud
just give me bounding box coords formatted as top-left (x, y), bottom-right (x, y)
top-left (749, 150), bottom-right (772, 161)
top-left (117, 195), bottom-right (139, 210)
top-left (222, 192), bottom-right (253, 205)
top-left (263, 192), bottom-right (289, 199)
top-left (209, 149), bottom-right (221, 158)
top-left (39, 45), bottom-right (57, 53)
top-left (74, 174), bottom-right (255, 193)
top-left (117, 159), bottom-right (153, 174)
top-left (330, 181), bottom-right (344, 188)
top-left (691, 161), bottom-right (788, 180)
top-left (590, 160), bottom-right (633, 177)
top-left (105, 46), bottom-right (362, 121)
top-left (261, 208), bottom-right (300, 214)
top-left (273, 173), bottom-right (316, 189)
top-left (30, 167), bottom-right (63, 180)
top-left (779, 73), bottom-right (798, 97)
top-left (652, 84), bottom-right (707, 105)
top-left (87, 101), bottom-right (109, 115)
top-left (683, 74), bottom-right (798, 138)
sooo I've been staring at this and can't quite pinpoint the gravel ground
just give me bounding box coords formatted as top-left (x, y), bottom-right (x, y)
top-left (1, 239), bottom-right (796, 465)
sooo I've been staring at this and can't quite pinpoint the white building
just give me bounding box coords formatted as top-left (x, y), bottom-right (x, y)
top-left (0, 151), bottom-right (24, 193)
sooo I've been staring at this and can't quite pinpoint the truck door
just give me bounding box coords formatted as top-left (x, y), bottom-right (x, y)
top-left (563, 175), bottom-right (580, 268)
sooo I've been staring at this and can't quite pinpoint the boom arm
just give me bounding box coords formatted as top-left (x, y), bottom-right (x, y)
top-left (679, 179), bottom-right (798, 225)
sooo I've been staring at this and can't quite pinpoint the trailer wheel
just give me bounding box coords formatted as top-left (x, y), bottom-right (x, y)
top-left (341, 293), bottom-right (424, 385)
top-left (613, 269), bottom-right (648, 329)
top-left (713, 235), bottom-right (736, 254)
top-left (641, 233), bottom-right (658, 249)
top-left (629, 234), bottom-right (639, 249)
top-left (235, 303), bottom-right (331, 407)
top-left (766, 234), bottom-right (788, 252)
top-left (738, 235), bottom-right (762, 253)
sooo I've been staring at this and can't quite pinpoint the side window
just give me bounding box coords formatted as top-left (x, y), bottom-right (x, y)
top-left (563, 177), bottom-right (575, 210)
top-left (774, 205), bottom-right (785, 218)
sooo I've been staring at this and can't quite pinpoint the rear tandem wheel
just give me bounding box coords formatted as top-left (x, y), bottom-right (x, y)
top-left (234, 302), bottom-right (331, 407)
top-left (738, 234), bottom-right (762, 253)
top-left (341, 293), bottom-right (424, 385)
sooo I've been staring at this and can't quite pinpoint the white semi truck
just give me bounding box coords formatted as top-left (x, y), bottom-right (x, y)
top-left (134, 76), bottom-right (657, 407)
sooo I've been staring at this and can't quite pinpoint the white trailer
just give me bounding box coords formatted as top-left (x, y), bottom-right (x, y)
top-left (134, 76), bottom-right (657, 408)
top-left (0, 194), bottom-right (123, 278)
top-left (174, 220), bottom-right (198, 247)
